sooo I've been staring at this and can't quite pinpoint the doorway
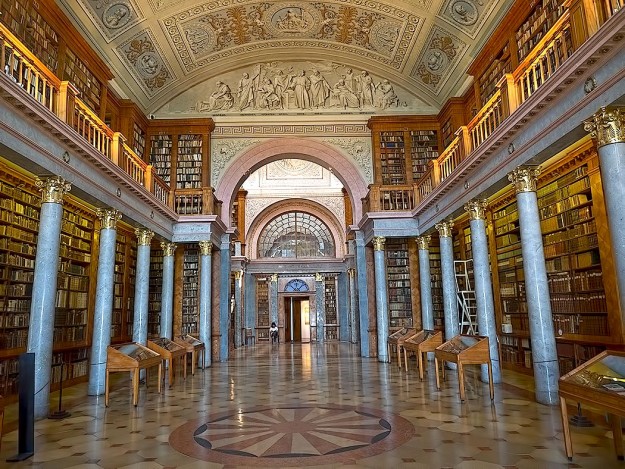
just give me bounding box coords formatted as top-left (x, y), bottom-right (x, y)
top-left (284, 297), bottom-right (310, 342)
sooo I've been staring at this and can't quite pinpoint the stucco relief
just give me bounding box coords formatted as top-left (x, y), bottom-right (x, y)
top-left (211, 138), bottom-right (261, 186)
top-left (211, 123), bottom-right (369, 137)
top-left (411, 26), bottom-right (467, 94)
top-left (117, 30), bottom-right (176, 96)
top-left (77, 0), bottom-right (141, 41)
top-left (244, 198), bottom-right (274, 236)
top-left (322, 137), bottom-right (373, 184)
top-left (309, 196), bottom-right (345, 226)
top-left (438, 0), bottom-right (496, 38)
top-left (267, 160), bottom-right (323, 179)
top-left (162, 1), bottom-right (421, 72)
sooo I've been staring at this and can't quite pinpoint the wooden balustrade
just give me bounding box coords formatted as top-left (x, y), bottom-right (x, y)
top-left (150, 171), bottom-right (171, 207)
top-left (415, 166), bottom-right (435, 204)
top-left (363, 184), bottom-right (416, 211)
top-left (121, 142), bottom-right (147, 187)
top-left (71, 96), bottom-right (115, 159)
top-left (174, 189), bottom-right (204, 215)
top-left (467, 90), bottom-right (505, 150)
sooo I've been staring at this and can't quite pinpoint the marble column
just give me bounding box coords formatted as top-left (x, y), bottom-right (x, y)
top-left (160, 242), bottom-right (176, 339)
top-left (355, 232), bottom-right (370, 356)
top-left (465, 200), bottom-right (501, 384)
top-left (584, 107), bottom-right (625, 325)
top-left (338, 272), bottom-right (349, 341)
top-left (234, 271), bottom-right (243, 348)
top-left (269, 273), bottom-right (279, 332)
top-left (133, 228), bottom-right (154, 345)
top-left (315, 273), bottom-right (326, 343)
top-left (348, 268), bottom-right (359, 343)
top-left (244, 272), bottom-right (256, 332)
top-left (372, 236), bottom-right (389, 363)
top-left (198, 241), bottom-right (212, 367)
top-left (219, 236), bottom-right (231, 360)
top-left (27, 176), bottom-right (71, 419)
top-left (509, 167), bottom-right (559, 405)
top-left (88, 208), bottom-right (121, 396)
top-left (417, 235), bottom-right (434, 331)
top-left (436, 220), bottom-right (459, 349)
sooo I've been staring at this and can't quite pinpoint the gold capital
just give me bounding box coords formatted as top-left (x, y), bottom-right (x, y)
top-left (96, 208), bottom-right (121, 229)
top-left (584, 107), bottom-right (625, 147)
top-left (315, 272), bottom-right (323, 282)
top-left (161, 241), bottom-right (177, 256)
top-left (416, 235), bottom-right (431, 250)
top-left (464, 199), bottom-right (488, 220)
top-left (199, 240), bottom-right (212, 256)
top-left (35, 176), bottom-right (71, 204)
top-left (234, 271), bottom-right (242, 280)
top-left (508, 166), bottom-right (540, 193)
top-left (135, 228), bottom-right (154, 246)
top-left (347, 268), bottom-right (355, 278)
top-left (372, 236), bottom-right (386, 251)
top-left (271, 273), bottom-right (279, 282)
top-left (435, 220), bottom-right (454, 238)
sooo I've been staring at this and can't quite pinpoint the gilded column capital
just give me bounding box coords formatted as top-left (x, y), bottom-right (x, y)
top-left (347, 268), bottom-right (355, 278)
top-left (416, 235), bottom-right (431, 250)
top-left (199, 240), bottom-right (213, 255)
top-left (508, 166), bottom-right (540, 193)
top-left (271, 273), bottom-right (279, 282)
top-left (435, 220), bottom-right (454, 238)
top-left (234, 271), bottom-right (242, 280)
top-left (372, 236), bottom-right (386, 251)
top-left (161, 241), bottom-right (177, 256)
top-left (315, 272), bottom-right (323, 282)
top-left (464, 199), bottom-right (488, 220)
top-left (583, 106), bottom-right (625, 147)
top-left (96, 208), bottom-right (121, 229)
top-left (35, 176), bottom-right (71, 204)
top-left (135, 228), bottom-right (154, 246)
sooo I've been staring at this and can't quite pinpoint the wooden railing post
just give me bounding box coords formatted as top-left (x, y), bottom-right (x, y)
top-left (369, 184), bottom-right (381, 211)
top-left (456, 126), bottom-right (472, 161)
top-left (111, 132), bottom-right (124, 167)
top-left (58, 81), bottom-right (78, 126)
top-left (145, 165), bottom-right (154, 193)
top-left (202, 187), bottom-right (213, 215)
top-left (565, 0), bottom-right (601, 48)
top-left (431, 160), bottom-right (441, 187)
top-left (497, 73), bottom-right (518, 119)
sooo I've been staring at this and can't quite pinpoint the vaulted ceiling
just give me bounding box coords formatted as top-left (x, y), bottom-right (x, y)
top-left (58, 0), bottom-right (513, 117)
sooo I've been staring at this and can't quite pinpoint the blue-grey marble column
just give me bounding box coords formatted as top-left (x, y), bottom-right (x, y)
top-left (160, 242), bottom-right (176, 339)
top-left (355, 232), bottom-right (370, 356)
top-left (88, 208), bottom-right (121, 396)
top-left (269, 273), bottom-right (279, 332)
top-left (348, 268), bottom-right (359, 344)
top-left (244, 272), bottom-right (256, 332)
top-left (585, 108), bottom-right (625, 328)
top-left (28, 176), bottom-right (70, 419)
top-left (219, 236), bottom-right (231, 360)
top-left (509, 167), bottom-right (559, 405)
top-left (337, 271), bottom-right (349, 341)
top-left (133, 228), bottom-right (154, 345)
top-left (465, 200), bottom-right (501, 384)
top-left (436, 220), bottom-right (459, 370)
top-left (315, 273), bottom-right (326, 342)
top-left (373, 236), bottom-right (389, 363)
top-left (233, 271), bottom-right (243, 348)
top-left (417, 235), bottom-right (434, 331)
top-left (198, 241), bottom-right (212, 367)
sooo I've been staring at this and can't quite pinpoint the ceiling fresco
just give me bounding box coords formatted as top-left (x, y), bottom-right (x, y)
top-left (59, 0), bottom-right (512, 115)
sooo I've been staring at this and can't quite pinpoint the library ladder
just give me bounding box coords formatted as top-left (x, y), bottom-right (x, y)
top-left (455, 260), bottom-right (478, 335)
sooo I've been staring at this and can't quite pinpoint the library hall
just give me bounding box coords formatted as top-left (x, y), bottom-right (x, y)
top-left (1, 0), bottom-right (625, 467)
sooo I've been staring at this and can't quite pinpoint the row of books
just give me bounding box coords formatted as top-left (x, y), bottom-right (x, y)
top-left (550, 293), bottom-right (607, 313)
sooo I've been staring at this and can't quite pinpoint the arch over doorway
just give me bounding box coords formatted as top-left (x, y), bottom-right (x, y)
top-left (214, 138), bottom-right (368, 224)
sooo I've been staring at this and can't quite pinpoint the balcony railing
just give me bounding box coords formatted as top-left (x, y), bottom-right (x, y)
top-left (363, 184), bottom-right (418, 212)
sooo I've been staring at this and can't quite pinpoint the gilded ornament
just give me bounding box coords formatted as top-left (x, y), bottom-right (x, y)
top-left (315, 273), bottom-right (323, 282)
top-left (464, 199), bottom-right (488, 220)
top-left (347, 268), bottom-right (355, 278)
top-left (135, 228), bottom-right (154, 246)
top-left (199, 240), bottom-right (213, 255)
top-left (416, 235), bottom-right (431, 250)
top-left (161, 241), bottom-right (177, 256)
top-left (96, 208), bottom-right (122, 229)
top-left (372, 236), bottom-right (386, 251)
top-left (583, 106), bottom-right (625, 148)
top-left (234, 271), bottom-right (242, 280)
top-left (435, 220), bottom-right (454, 238)
top-left (508, 166), bottom-right (540, 193)
top-left (35, 176), bottom-right (71, 204)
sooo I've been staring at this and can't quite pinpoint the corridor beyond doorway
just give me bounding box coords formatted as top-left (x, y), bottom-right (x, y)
top-left (284, 296), bottom-right (310, 342)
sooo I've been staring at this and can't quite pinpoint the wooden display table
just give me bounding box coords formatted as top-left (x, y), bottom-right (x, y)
top-left (387, 327), bottom-right (417, 368)
top-left (434, 334), bottom-right (494, 401)
top-left (148, 338), bottom-right (186, 388)
top-left (105, 343), bottom-right (162, 406)
top-left (559, 350), bottom-right (625, 461)
top-left (402, 330), bottom-right (443, 380)
top-left (174, 334), bottom-right (205, 375)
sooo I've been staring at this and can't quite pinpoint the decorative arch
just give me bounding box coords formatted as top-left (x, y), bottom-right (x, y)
top-left (247, 198), bottom-right (346, 260)
top-left (214, 138), bottom-right (368, 225)
top-left (284, 279), bottom-right (309, 292)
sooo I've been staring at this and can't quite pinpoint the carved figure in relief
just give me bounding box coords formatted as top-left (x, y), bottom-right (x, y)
top-left (357, 70), bottom-right (375, 107)
top-left (199, 81), bottom-right (234, 111)
top-left (105, 7), bottom-right (128, 28)
top-left (273, 70), bottom-right (290, 106)
top-left (343, 68), bottom-right (356, 93)
top-left (309, 70), bottom-right (331, 108)
top-left (258, 78), bottom-right (281, 109)
top-left (289, 70), bottom-right (311, 109)
top-left (276, 8), bottom-right (308, 31)
top-left (237, 72), bottom-right (256, 110)
top-left (375, 79), bottom-right (399, 109)
top-left (331, 79), bottom-right (359, 109)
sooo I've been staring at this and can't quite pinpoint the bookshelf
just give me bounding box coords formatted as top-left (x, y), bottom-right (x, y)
top-left (256, 277), bottom-right (269, 341)
top-left (515, 0), bottom-right (567, 63)
top-left (133, 123), bottom-right (147, 159)
top-left (324, 275), bottom-right (338, 340)
top-left (441, 118), bottom-right (454, 149)
top-left (63, 47), bottom-right (102, 113)
top-left (126, 237), bottom-right (137, 338)
top-left (148, 248), bottom-right (163, 338)
top-left (182, 244), bottom-right (199, 335)
top-left (176, 134), bottom-right (203, 189)
top-left (111, 231), bottom-right (127, 342)
top-left (477, 44), bottom-right (511, 106)
top-left (149, 133), bottom-right (173, 185)
top-left (379, 131), bottom-right (406, 185)
top-left (429, 241), bottom-right (444, 330)
top-left (410, 130), bottom-right (439, 182)
top-left (385, 238), bottom-right (413, 330)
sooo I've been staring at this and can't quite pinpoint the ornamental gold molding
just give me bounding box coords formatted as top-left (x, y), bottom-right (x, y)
top-left (583, 107), bottom-right (625, 148)
top-left (315, 273), bottom-right (323, 282)
top-left (96, 208), bottom-right (122, 229)
top-left (199, 240), bottom-right (213, 255)
top-left (161, 241), bottom-right (177, 256)
top-left (435, 220), bottom-right (454, 238)
top-left (347, 268), bottom-right (355, 278)
top-left (416, 235), bottom-right (431, 250)
top-left (35, 176), bottom-right (71, 204)
top-left (464, 199), bottom-right (488, 220)
top-left (372, 236), bottom-right (386, 251)
top-left (135, 228), bottom-right (154, 246)
top-left (234, 271), bottom-right (242, 280)
top-left (271, 273), bottom-right (279, 282)
top-left (508, 166), bottom-right (540, 193)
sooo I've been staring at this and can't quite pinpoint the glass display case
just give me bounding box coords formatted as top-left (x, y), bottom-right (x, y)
top-left (387, 327), bottom-right (417, 368)
top-left (106, 343), bottom-right (162, 406)
top-left (174, 334), bottom-right (206, 375)
top-left (148, 338), bottom-right (186, 387)
top-left (402, 330), bottom-right (443, 380)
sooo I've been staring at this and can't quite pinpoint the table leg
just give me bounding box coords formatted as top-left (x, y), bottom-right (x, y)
top-left (487, 361), bottom-right (494, 401)
top-left (387, 343), bottom-right (391, 365)
top-left (397, 344), bottom-right (402, 368)
top-left (559, 396), bottom-right (573, 460)
top-left (191, 350), bottom-right (196, 376)
top-left (132, 370), bottom-right (139, 406)
top-left (435, 357), bottom-right (441, 390)
top-left (183, 354), bottom-right (187, 380)
top-left (458, 363), bottom-right (465, 401)
top-left (610, 414), bottom-right (624, 460)
top-left (418, 351), bottom-right (424, 381)
top-left (168, 359), bottom-right (174, 388)
top-left (105, 370), bottom-right (109, 407)
top-left (157, 363), bottom-right (162, 394)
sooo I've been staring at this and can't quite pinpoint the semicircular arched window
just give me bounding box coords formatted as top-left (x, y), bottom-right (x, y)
top-left (258, 212), bottom-right (335, 258)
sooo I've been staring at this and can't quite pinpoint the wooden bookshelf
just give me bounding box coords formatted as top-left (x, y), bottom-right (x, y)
top-left (410, 130), bottom-right (439, 182)
top-left (111, 232), bottom-right (127, 342)
top-left (477, 44), bottom-right (511, 106)
top-left (133, 123), bottom-right (147, 159)
top-left (515, 0), bottom-right (567, 63)
top-left (386, 238), bottom-right (414, 330)
top-left (181, 244), bottom-right (199, 335)
top-left (256, 277), bottom-right (269, 341)
top-left (324, 275), bottom-right (338, 340)
top-left (126, 237), bottom-right (137, 338)
top-left (176, 135), bottom-right (203, 189)
top-left (62, 47), bottom-right (102, 113)
top-left (429, 240), bottom-right (444, 330)
top-left (148, 248), bottom-right (163, 338)
top-left (149, 133), bottom-right (174, 185)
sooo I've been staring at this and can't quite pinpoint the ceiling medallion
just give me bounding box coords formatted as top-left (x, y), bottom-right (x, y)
top-left (264, 5), bottom-right (322, 38)
top-left (103, 3), bottom-right (132, 30)
top-left (450, 0), bottom-right (478, 26)
top-left (584, 77), bottom-right (597, 94)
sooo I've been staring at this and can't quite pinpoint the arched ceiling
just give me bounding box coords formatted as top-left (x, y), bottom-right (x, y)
top-left (58, 0), bottom-right (513, 116)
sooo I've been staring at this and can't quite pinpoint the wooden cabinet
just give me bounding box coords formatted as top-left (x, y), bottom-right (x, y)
top-left (385, 238), bottom-right (417, 331)
top-left (181, 244), bottom-right (199, 335)
top-left (324, 275), bottom-right (338, 340)
top-left (429, 240), bottom-right (445, 330)
top-left (148, 247), bottom-right (164, 338)
top-left (256, 277), bottom-right (269, 341)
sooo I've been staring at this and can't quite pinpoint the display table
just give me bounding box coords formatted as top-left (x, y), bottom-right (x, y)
top-left (148, 338), bottom-right (186, 387)
top-left (387, 327), bottom-right (417, 368)
top-left (402, 330), bottom-right (443, 380)
top-left (174, 334), bottom-right (205, 375)
top-left (559, 350), bottom-right (625, 461)
top-left (105, 343), bottom-right (162, 406)
top-left (434, 334), bottom-right (494, 401)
